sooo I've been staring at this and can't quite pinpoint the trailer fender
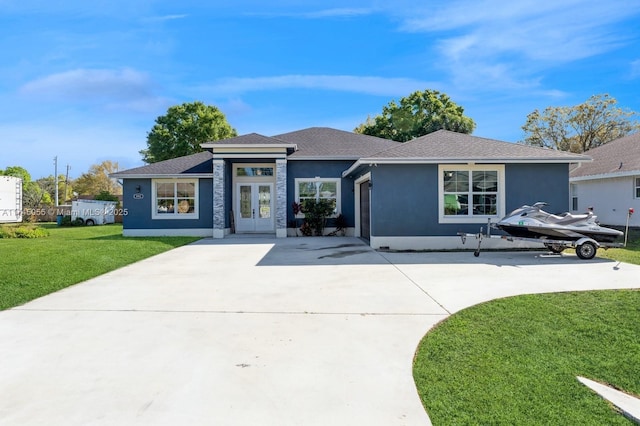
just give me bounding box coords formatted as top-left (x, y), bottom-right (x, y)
top-left (574, 237), bottom-right (599, 248)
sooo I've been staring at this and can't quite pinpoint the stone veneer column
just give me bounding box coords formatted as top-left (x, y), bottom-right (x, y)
top-left (276, 159), bottom-right (287, 238)
top-left (212, 159), bottom-right (226, 238)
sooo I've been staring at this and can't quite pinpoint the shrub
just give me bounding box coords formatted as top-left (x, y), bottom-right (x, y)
top-left (0, 224), bottom-right (49, 239)
top-left (300, 221), bottom-right (313, 236)
top-left (327, 213), bottom-right (348, 236)
top-left (95, 191), bottom-right (120, 203)
top-left (301, 199), bottom-right (335, 236)
top-left (60, 215), bottom-right (84, 227)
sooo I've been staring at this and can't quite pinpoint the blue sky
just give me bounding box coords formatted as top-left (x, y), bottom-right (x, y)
top-left (2, 0), bottom-right (640, 179)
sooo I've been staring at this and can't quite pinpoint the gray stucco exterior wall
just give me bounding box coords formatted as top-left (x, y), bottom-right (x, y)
top-left (368, 163), bottom-right (570, 237)
top-left (121, 178), bottom-right (213, 230)
top-left (286, 160), bottom-right (356, 227)
top-left (504, 163), bottom-right (569, 212)
top-left (368, 164), bottom-right (438, 237)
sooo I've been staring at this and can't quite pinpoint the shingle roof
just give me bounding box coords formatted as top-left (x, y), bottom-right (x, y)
top-left (570, 132), bottom-right (640, 178)
top-left (111, 151), bottom-right (213, 177)
top-left (274, 127), bottom-right (400, 159)
top-left (366, 130), bottom-right (589, 161)
top-left (113, 128), bottom-right (592, 178)
top-left (202, 133), bottom-right (291, 146)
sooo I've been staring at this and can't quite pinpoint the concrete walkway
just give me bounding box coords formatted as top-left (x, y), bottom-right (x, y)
top-left (1, 237), bottom-right (639, 425)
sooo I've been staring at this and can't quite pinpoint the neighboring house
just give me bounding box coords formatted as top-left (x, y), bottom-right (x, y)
top-left (111, 127), bottom-right (588, 250)
top-left (569, 132), bottom-right (640, 227)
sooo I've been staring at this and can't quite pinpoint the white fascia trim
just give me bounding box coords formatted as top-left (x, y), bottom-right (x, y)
top-left (123, 228), bottom-right (212, 237)
top-left (201, 143), bottom-right (297, 149)
top-left (369, 235), bottom-right (545, 251)
top-left (342, 160), bottom-right (364, 177)
top-left (213, 153), bottom-right (288, 159)
top-left (369, 158), bottom-right (589, 164)
top-left (113, 174), bottom-right (213, 179)
top-left (343, 157), bottom-right (589, 177)
top-left (289, 156), bottom-right (361, 161)
top-left (570, 170), bottom-right (640, 182)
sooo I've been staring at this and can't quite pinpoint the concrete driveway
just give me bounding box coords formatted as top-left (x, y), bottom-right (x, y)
top-left (1, 237), bottom-right (639, 425)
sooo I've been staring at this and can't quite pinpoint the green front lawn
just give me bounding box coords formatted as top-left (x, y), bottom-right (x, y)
top-left (414, 291), bottom-right (640, 425)
top-left (414, 229), bottom-right (640, 424)
top-left (597, 227), bottom-right (640, 265)
top-left (0, 223), bottom-right (199, 310)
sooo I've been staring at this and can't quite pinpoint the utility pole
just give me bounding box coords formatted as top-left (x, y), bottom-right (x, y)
top-left (54, 156), bottom-right (58, 206)
top-left (64, 164), bottom-right (70, 204)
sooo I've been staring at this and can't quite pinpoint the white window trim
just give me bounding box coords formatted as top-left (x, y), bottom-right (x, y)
top-left (152, 178), bottom-right (199, 220)
top-left (294, 177), bottom-right (341, 218)
top-left (570, 183), bottom-right (579, 211)
top-left (438, 164), bottom-right (505, 224)
top-left (635, 176), bottom-right (640, 199)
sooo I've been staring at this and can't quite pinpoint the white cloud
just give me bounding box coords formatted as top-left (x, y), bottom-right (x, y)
top-left (20, 68), bottom-right (150, 98)
top-left (142, 14), bottom-right (188, 23)
top-left (202, 75), bottom-right (441, 97)
top-left (18, 68), bottom-right (168, 112)
top-left (246, 7), bottom-right (373, 19)
top-left (396, 0), bottom-right (640, 92)
top-left (296, 8), bottom-right (372, 18)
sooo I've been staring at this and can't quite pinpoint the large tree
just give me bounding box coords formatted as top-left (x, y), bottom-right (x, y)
top-left (354, 89), bottom-right (475, 142)
top-left (36, 175), bottom-right (72, 205)
top-left (521, 94), bottom-right (640, 153)
top-left (140, 101), bottom-right (237, 163)
top-left (73, 160), bottom-right (122, 197)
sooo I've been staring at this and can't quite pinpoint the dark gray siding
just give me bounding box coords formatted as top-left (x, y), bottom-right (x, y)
top-left (504, 163), bottom-right (569, 213)
top-left (287, 160), bottom-right (356, 227)
top-left (369, 163), bottom-right (570, 237)
top-left (122, 178), bottom-right (213, 230)
top-left (369, 164), bottom-right (437, 236)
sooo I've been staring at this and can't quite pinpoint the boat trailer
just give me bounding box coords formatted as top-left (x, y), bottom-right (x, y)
top-left (458, 229), bottom-right (624, 260)
top-left (458, 208), bottom-right (633, 260)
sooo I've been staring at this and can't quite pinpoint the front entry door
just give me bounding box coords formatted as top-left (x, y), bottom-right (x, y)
top-left (236, 183), bottom-right (274, 233)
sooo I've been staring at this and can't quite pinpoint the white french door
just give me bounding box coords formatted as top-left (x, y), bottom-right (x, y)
top-left (235, 183), bottom-right (274, 232)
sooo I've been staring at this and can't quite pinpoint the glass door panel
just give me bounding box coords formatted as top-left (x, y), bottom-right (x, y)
top-left (258, 185), bottom-right (271, 219)
top-left (236, 183), bottom-right (274, 232)
top-left (240, 185), bottom-right (252, 218)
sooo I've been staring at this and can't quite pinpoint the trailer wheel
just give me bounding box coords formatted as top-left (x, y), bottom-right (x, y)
top-left (85, 219), bottom-right (95, 226)
top-left (576, 241), bottom-right (597, 260)
top-left (544, 243), bottom-right (565, 254)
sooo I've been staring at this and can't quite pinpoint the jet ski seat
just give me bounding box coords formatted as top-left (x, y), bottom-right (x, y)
top-left (550, 212), bottom-right (593, 225)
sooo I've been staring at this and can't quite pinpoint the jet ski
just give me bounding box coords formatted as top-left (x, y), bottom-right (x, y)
top-left (495, 202), bottom-right (623, 243)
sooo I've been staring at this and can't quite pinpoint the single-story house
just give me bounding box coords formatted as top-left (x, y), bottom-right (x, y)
top-left (111, 127), bottom-right (589, 250)
top-left (569, 132), bottom-right (640, 227)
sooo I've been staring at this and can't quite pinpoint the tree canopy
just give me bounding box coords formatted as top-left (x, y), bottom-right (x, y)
top-left (1, 166), bottom-right (31, 183)
top-left (354, 89), bottom-right (475, 142)
top-left (36, 175), bottom-right (71, 204)
top-left (140, 101), bottom-right (237, 163)
top-left (520, 94), bottom-right (640, 153)
top-left (73, 160), bottom-right (122, 197)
